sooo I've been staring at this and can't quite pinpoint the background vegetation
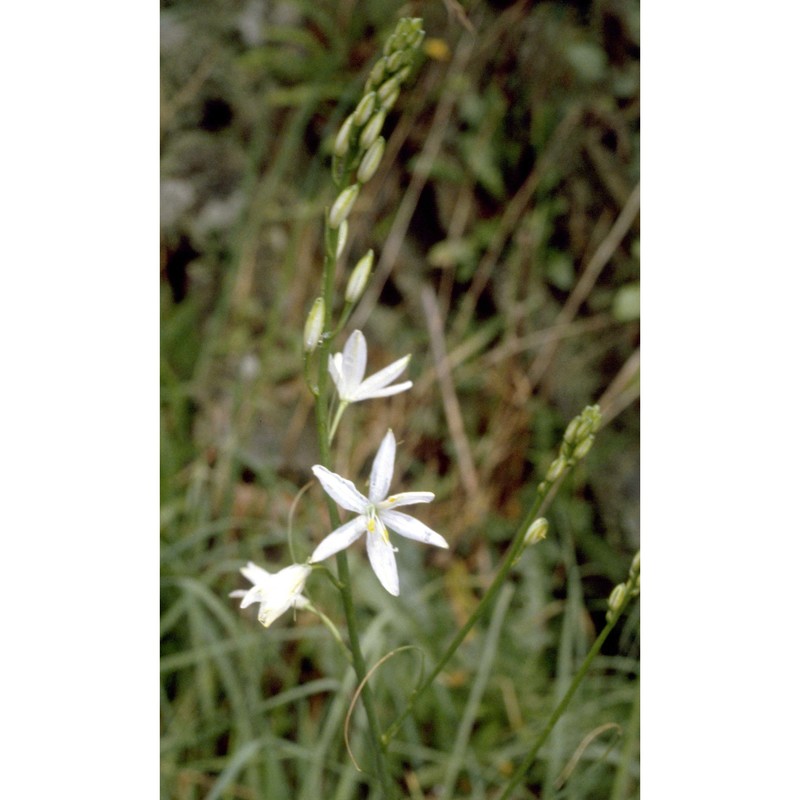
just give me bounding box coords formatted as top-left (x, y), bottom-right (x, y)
top-left (160, 0), bottom-right (640, 797)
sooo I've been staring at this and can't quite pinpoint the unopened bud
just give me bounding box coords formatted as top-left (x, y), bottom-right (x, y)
top-left (545, 456), bottom-right (567, 483)
top-left (352, 92), bottom-right (376, 127)
top-left (377, 75), bottom-right (401, 105)
top-left (563, 417), bottom-right (581, 445)
top-left (357, 136), bottom-right (385, 184)
top-left (573, 435), bottom-right (594, 460)
top-left (333, 114), bottom-right (355, 158)
top-left (629, 551), bottom-right (640, 579)
top-left (523, 517), bottom-right (548, 546)
top-left (367, 58), bottom-right (387, 91)
top-left (345, 250), bottom-right (374, 303)
top-left (380, 87), bottom-right (400, 112)
top-left (607, 583), bottom-right (626, 615)
top-left (303, 297), bottom-right (325, 352)
top-left (328, 184), bottom-right (360, 228)
top-left (575, 405), bottom-right (602, 441)
top-left (383, 33), bottom-right (399, 57)
top-left (386, 49), bottom-right (409, 73)
top-left (336, 220), bottom-right (348, 259)
top-left (359, 108), bottom-right (387, 150)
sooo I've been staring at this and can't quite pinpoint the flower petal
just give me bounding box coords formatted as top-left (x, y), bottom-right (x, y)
top-left (310, 516), bottom-right (368, 562)
top-left (379, 491), bottom-right (434, 509)
top-left (369, 429), bottom-right (396, 502)
top-left (366, 520), bottom-right (400, 595)
top-left (352, 355), bottom-right (411, 401)
top-left (312, 465), bottom-right (368, 512)
top-left (341, 330), bottom-right (367, 394)
top-left (237, 584), bottom-right (265, 609)
top-left (257, 596), bottom-right (294, 628)
top-left (240, 561), bottom-right (273, 585)
top-left (328, 353), bottom-right (345, 395)
top-left (380, 510), bottom-right (449, 549)
top-left (354, 380), bottom-right (413, 401)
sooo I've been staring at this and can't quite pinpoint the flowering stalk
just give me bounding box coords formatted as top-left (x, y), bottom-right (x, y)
top-left (382, 405), bottom-right (603, 746)
top-left (300, 21), bottom-right (427, 794)
top-left (311, 219), bottom-right (393, 794)
top-left (496, 550), bottom-right (640, 800)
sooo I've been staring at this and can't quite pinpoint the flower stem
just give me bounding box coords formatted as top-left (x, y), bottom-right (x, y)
top-left (312, 220), bottom-right (394, 797)
top-left (382, 478), bottom-right (557, 745)
top-left (496, 556), bottom-right (639, 799)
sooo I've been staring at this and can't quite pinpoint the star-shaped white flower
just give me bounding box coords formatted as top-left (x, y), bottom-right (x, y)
top-left (329, 330), bottom-right (412, 403)
top-left (229, 562), bottom-right (311, 628)
top-left (310, 430), bottom-right (448, 596)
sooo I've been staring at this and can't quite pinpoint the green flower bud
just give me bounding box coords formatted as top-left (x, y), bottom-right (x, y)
top-left (367, 58), bottom-right (387, 91)
top-left (345, 249), bottom-right (374, 303)
top-left (377, 75), bottom-right (402, 106)
top-left (328, 185), bottom-right (360, 228)
top-left (409, 29), bottom-right (425, 50)
top-left (608, 583), bottom-right (626, 614)
top-left (575, 405), bottom-right (602, 441)
top-left (303, 297), bottom-right (325, 352)
top-left (629, 551), bottom-right (640, 579)
top-left (380, 87), bottom-right (400, 111)
top-left (352, 92), bottom-right (376, 127)
top-left (563, 417), bottom-right (581, 445)
top-left (336, 219), bottom-right (348, 260)
top-left (573, 435), bottom-right (594, 461)
top-left (333, 114), bottom-right (355, 158)
top-left (386, 49), bottom-right (410, 73)
top-left (359, 108), bottom-right (387, 151)
top-left (356, 136), bottom-right (385, 184)
top-left (383, 32), bottom-right (399, 57)
top-left (545, 456), bottom-right (567, 483)
top-left (523, 517), bottom-right (548, 546)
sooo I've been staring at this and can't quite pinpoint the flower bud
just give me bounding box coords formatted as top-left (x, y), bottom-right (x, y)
top-left (386, 49), bottom-right (409, 73)
top-left (575, 405), bottom-right (602, 441)
top-left (377, 75), bottom-right (401, 105)
top-left (359, 108), bottom-right (387, 150)
top-left (523, 517), bottom-right (548, 546)
top-left (345, 249), bottom-right (374, 303)
top-left (303, 297), bottom-right (325, 352)
top-left (573, 435), bottom-right (594, 461)
top-left (383, 33), bottom-right (399, 57)
top-left (333, 114), bottom-right (355, 158)
top-left (356, 136), bottom-right (385, 184)
top-left (545, 456), bottom-right (567, 483)
top-left (563, 417), bottom-right (581, 445)
top-left (328, 184), bottom-right (360, 228)
top-left (352, 92), bottom-right (376, 127)
top-left (629, 551), bottom-right (640, 579)
top-left (607, 583), bottom-right (626, 614)
top-left (367, 58), bottom-right (387, 91)
top-left (380, 87), bottom-right (400, 111)
top-left (336, 219), bottom-right (348, 260)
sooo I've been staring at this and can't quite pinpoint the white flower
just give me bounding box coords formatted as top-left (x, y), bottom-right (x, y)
top-left (229, 562), bottom-right (311, 628)
top-left (329, 330), bottom-right (412, 404)
top-left (310, 430), bottom-right (448, 596)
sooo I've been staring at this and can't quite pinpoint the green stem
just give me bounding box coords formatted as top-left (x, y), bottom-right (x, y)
top-left (382, 478), bottom-right (559, 746)
top-left (312, 221), bottom-right (393, 798)
top-left (496, 571), bottom-right (639, 800)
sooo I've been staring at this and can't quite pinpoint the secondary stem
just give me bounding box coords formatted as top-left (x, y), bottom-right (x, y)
top-left (497, 569), bottom-right (639, 800)
top-left (382, 479), bottom-right (554, 745)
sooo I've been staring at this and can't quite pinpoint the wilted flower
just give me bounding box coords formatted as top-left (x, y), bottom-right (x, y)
top-left (310, 430), bottom-right (447, 595)
top-left (230, 562), bottom-right (311, 628)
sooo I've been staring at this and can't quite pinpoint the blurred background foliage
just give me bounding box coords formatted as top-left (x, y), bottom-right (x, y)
top-left (160, 0), bottom-right (639, 797)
